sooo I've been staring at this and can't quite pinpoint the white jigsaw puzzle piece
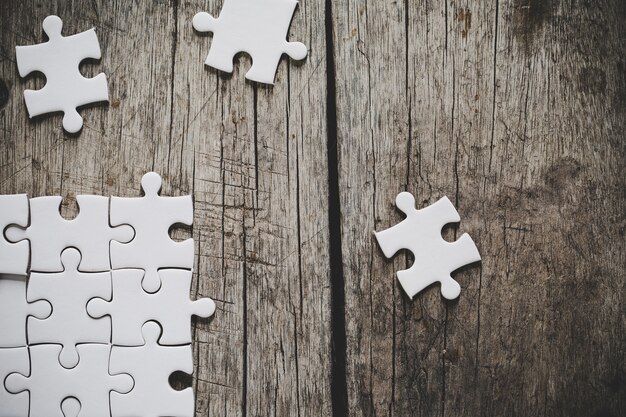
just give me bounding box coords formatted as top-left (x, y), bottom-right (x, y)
top-left (109, 322), bottom-right (195, 417)
top-left (110, 172), bottom-right (194, 293)
top-left (5, 195), bottom-right (133, 273)
top-left (87, 268), bottom-right (215, 346)
top-left (15, 15), bottom-right (108, 133)
top-left (0, 347), bottom-right (30, 417)
top-left (374, 192), bottom-right (481, 300)
top-left (27, 248), bottom-right (111, 368)
top-left (193, 0), bottom-right (307, 84)
top-left (5, 344), bottom-right (133, 417)
top-left (0, 194), bottom-right (29, 275)
top-left (0, 274), bottom-right (51, 348)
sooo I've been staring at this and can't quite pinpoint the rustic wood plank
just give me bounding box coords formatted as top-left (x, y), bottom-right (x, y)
top-left (171, 0), bottom-right (333, 416)
top-left (330, 0), bottom-right (415, 415)
top-left (466, 1), bottom-right (626, 416)
top-left (331, 0), bottom-right (625, 416)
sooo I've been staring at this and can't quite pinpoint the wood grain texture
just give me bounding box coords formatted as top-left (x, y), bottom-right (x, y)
top-left (330, 0), bottom-right (625, 416)
top-left (0, 0), bottom-right (623, 416)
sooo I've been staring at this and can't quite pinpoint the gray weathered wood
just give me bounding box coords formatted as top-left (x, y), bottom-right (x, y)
top-left (331, 0), bottom-right (625, 416)
top-left (1, 0), bottom-right (624, 416)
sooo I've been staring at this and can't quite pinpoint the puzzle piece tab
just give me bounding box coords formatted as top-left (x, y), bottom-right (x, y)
top-left (15, 15), bottom-right (108, 133)
top-left (110, 322), bottom-right (195, 417)
top-left (374, 192), bottom-right (481, 300)
top-left (5, 344), bottom-right (133, 417)
top-left (110, 172), bottom-right (194, 292)
top-left (0, 347), bottom-right (29, 417)
top-left (87, 268), bottom-right (215, 346)
top-left (0, 274), bottom-right (51, 348)
top-left (193, 0), bottom-right (307, 84)
top-left (0, 194), bottom-right (29, 275)
top-left (27, 248), bottom-right (111, 368)
top-left (5, 195), bottom-right (133, 273)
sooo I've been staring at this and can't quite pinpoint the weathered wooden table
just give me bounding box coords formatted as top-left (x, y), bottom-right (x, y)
top-left (1, 1), bottom-right (624, 416)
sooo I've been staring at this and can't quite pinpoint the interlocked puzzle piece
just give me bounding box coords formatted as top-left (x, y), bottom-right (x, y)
top-left (0, 274), bottom-right (51, 348)
top-left (374, 192), bottom-right (481, 300)
top-left (27, 248), bottom-right (111, 368)
top-left (87, 268), bottom-right (215, 346)
top-left (192, 0), bottom-right (307, 84)
top-left (110, 322), bottom-right (195, 417)
top-left (5, 344), bottom-right (133, 417)
top-left (110, 172), bottom-right (194, 293)
top-left (5, 195), bottom-right (133, 273)
top-left (0, 347), bottom-right (29, 417)
top-left (15, 15), bottom-right (108, 133)
top-left (0, 194), bottom-right (29, 275)
top-left (0, 172), bottom-right (212, 417)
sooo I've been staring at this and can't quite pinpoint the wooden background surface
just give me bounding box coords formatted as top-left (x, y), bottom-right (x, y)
top-left (1, 1), bottom-right (624, 416)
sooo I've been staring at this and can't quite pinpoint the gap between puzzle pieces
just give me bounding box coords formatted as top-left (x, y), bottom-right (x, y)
top-left (13, 6), bottom-right (307, 135)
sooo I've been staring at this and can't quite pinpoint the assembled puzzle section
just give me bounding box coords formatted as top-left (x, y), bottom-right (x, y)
top-left (110, 172), bottom-right (194, 293)
top-left (5, 344), bottom-right (133, 417)
top-left (375, 192), bottom-right (482, 300)
top-left (15, 15), bottom-right (108, 133)
top-left (193, 0), bottom-right (307, 84)
top-left (0, 172), bottom-right (215, 417)
top-left (5, 195), bottom-right (133, 273)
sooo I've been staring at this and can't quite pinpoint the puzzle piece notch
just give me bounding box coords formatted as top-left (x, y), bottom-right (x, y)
top-left (0, 194), bottom-right (29, 275)
top-left (5, 344), bottom-right (133, 417)
top-left (27, 248), bottom-right (111, 368)
top-left (192, 0), bottom-right (307, 84)
top-left (87, 268), bottom-right (215, 346)
top-left (6, 195), bottom-right (133, 273)
top-left (374, 192), bottom-right (481, 300)
top-left (61, 398), bottom-right (81, 417)
top-left (109, 321), bottom-right (195, 417)
top-left (15, 15), bottom-right (108, 133)
top-left (110, 172), bottom-right (194, 293)
top-left (0, 347), bottom-right (29, 417)
top-left (0, 274), bottom-right (51, 348)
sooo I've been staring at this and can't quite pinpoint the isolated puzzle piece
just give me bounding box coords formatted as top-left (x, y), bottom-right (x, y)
top-left (109, 322), bottom-right (195, 417)
top-left (5, 195), bottom-right (133, 273)
top-left (0, 274), bottom-right (51, 348)
top-left (110, 172), bottom-right (194, 292)
top-left (374, 192), bottom-right (481, 300)
top-left (0, 347), bottom-right (29, 417)
top-left (5, 344), bottom-right (133, 417)
top-left (15, 15), bottom-right (108, 133)
top-left (27, 248), bottom-right (111, 368)
top-left (193, 0), bottom-right (307, 84)
top-left (88, 268), bottom-right (215, 346)
top-left (0, 194), bottom-right (29, 275)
